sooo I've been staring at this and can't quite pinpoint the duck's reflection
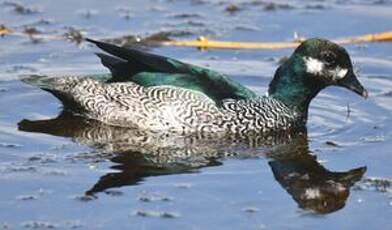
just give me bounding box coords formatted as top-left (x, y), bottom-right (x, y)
top-left (18, 111), bottom-right (366, 214)
top-left (266, 139), bottom-right (366, 214)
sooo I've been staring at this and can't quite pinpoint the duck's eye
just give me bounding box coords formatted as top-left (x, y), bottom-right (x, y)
top-left (321, 51), bottom-right (336, 66)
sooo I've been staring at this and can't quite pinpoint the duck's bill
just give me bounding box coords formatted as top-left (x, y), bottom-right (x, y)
top-left (339, 70), bottom-right (368, 98)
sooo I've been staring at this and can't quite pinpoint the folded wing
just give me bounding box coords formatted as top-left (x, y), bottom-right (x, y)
top-left (86, 38), bottom-right (257, 104)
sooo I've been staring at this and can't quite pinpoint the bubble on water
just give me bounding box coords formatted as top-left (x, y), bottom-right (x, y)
top-left (88, 164), bottom-right (97, 170)
top-left (22, 220), bottom-right (57, 229)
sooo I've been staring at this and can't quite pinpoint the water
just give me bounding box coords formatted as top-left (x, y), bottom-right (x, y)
top-left (0, 0), bottom-right (392, 229)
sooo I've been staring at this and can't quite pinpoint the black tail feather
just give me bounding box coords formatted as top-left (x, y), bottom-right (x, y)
top-left (95, 53), bottom-right (134, 80)
top-left (85, 38), bottom-right (185, 75)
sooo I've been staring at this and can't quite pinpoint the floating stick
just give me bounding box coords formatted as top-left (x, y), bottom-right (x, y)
top-left (161, 31), bottom-right (392, 49)
top-left (1, 25), bottom-right (391, 49)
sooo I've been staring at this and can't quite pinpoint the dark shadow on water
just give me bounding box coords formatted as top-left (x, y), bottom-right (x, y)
top-left (18, 111), bottom-right (366, 214)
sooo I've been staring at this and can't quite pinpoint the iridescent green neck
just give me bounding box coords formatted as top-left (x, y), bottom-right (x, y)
top-left (268, 55), bottom-right (325, 120)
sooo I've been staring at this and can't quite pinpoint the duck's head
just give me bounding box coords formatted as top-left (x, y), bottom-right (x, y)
top-left (295, 38), bottom-right (367, 97)
top-left (269, 38), bottom-right (367, 118)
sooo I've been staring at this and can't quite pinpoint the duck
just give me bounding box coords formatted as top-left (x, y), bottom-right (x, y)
top-left (25, 38), bottom-right (367, 135)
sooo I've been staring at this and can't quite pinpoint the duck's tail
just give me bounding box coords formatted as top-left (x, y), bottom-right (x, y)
top-left (21, 74), bottom-right (55, 89)
top-left (21, 75), bottom-right (84, 111)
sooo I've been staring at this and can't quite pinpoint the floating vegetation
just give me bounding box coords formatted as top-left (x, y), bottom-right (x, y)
top-left (1, 222), bottom-right (11, 229)
top-left (380, 91), bottom-right (392, 97)
top-left (63, 220), bottom-right (83, 229)
top-left (234, 25), bottom-right (261, 32)
top-left (21, 220), bottom-right (82, 229)
top-left (16, 194), bottom-right (39, 201)
top-left (305, 4), bottom-right (328, 10)
top-left (1, 20), bottom-right (391, 50)
top-left (262, 2), bottom-right (295, 11)
top-left (42, 168), bottom-right (67, 176)
top-left (0, 142), bottom-right (22, 148)
top-left (101, 30), bottom-right (194, 48)
top-left (104, 190), bottom-right (124, 197)
top-left (160, 31), bottom-right (392, 49)
top-left (28, 153), bottom-right (57, 164)
top-left (23, 18), bottom-right (53, 27)
top-left (185, 20), bottom-right (205, 27)
top-left (143, 30), bottom-right (194, 41)
top-left (72, 194), bottom-right (97, 202)
top-left (0, 165), bottom-right (37, 174)
top-left (22, 220), bottom-right (57, 229)
top-left (133, 209), bottom-right (180, 219)
top-left (0, 25), bottom-right (9, 37)
top-left (23, 27), bottom-right (42, 36)
top-left (325, 140), bottom-right (341, 147)
top-left (173, 183), bottom-right (192, 189)
top-left (360, 135), bottom-right (385, 143)
top-left (191, 0), bottom-right (208, 5)
top-left (2, 1), bottom-right (40, 15)
top-left (224, 4), bottom-right (241, 14)
top-left (354, 177), bottom-right (392, 193)
top-left (63, 27), bottom-right (85, 44)
top-left (115, 6), bottom-right (133, 19)
top-left (240, 0), bottom-right (295, 10)
top-left (169, 12), bottom-right (203, 19)
top-left (242, 207), bottom-right (260, 213)
top-left (76, 9), bottom-right (99, 18)
top-left (137, 191), bottom-right (173, 202)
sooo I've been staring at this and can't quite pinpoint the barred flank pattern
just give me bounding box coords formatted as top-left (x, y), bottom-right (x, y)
top-left (48, 77), bottom-right (299, 134)
top-left (220, 98), bottom-right (298, 134)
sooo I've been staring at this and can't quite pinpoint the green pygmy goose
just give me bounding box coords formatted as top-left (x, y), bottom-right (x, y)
top-left (26, 38), bottom-right (367, 134)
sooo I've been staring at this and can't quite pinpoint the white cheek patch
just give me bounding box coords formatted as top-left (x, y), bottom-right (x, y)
top-left (304, 56), bottom-right (348, 81)
top-left (329, 67), bottom-right (348, 80)
top-left (303, 57), bottom-right (324, 75)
